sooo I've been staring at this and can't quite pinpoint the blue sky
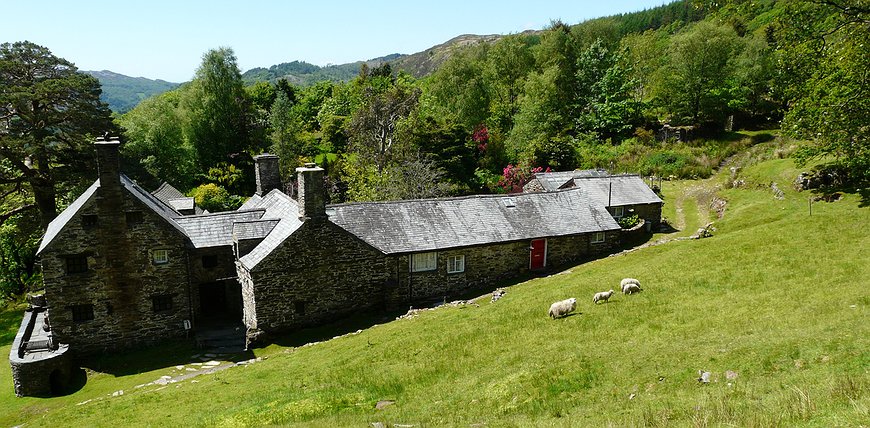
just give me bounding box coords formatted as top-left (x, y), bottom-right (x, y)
top-left (2, 1), bottom-right (668, 82)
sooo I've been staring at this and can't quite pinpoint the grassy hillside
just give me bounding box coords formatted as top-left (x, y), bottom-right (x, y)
top-left (1, 154), bottom-right (867, 426)
top-left (85, 70), bottom-right (178, 113)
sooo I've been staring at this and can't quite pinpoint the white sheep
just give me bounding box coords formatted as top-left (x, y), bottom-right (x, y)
top-left (548, 298), bottom-right (577, 319)
top-left (620, 278), bottom-right (641, 288)
top-left (593, 289), bottom-right (614, 304)
top-left (623, 283), bottom-right (642, 294)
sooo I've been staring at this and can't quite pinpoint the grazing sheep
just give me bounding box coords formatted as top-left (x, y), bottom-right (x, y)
top-left (548, 298), bottom-right (577, 319)
top-left (593, 290), bottom-right (615, 304)
top-left (623, 283), bottom-right (641, 294)
top-left (620, 278), bottom-right (641, 288)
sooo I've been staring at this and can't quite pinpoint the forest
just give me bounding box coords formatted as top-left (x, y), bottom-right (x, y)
top-left (0, 0), bottom-right (867, 299)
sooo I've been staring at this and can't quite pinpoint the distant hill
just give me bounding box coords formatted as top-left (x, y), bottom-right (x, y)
top-left (389, 33), bottom-right (504, 78)
top-left (85, 70), bottom-right (178, 113)
top-left (241, 54), bottom-right (403, 86)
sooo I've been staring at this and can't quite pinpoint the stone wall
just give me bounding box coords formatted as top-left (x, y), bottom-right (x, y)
top-left (41, 187), bottom-right (192, 354)
top-left (389, 231), bottom-right (620, 305)
top-left (245, 219), bottom-right (388, 333)
top-left (9, 308), bottom-right (73, 397)
top-left (188, 246), bottom-right (240, 322)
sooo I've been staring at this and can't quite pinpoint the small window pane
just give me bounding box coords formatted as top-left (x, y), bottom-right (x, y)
top-left (65, 255), bottom-right (88, 274)
top-left (152, 295), bottom-right (173, 312)
top-left (612, 206), bottom-right (624, 218)
top-left (447, 255), bottom-right (465, 273)
top-left (592, 232), bottom-right (606, 243)
top-left (71, 304), bottom-right (94, 322)
top-left (153, 249), bottom-right (169, 265)
top-left (411, 252), bottom-right (437, 272)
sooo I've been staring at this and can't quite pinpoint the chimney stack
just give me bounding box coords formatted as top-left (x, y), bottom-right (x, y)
top-left (296, 163), bottom-right (326, 220)
top-left (254, 153), bottom-right (281, 196)
top-left (94, 137), bottom-right (121, 191)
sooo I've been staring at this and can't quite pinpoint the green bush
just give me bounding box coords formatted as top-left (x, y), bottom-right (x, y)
top-left (618, 214), bottom-right (641, 229)
top-left (189, 183), bottom-right (245, 212)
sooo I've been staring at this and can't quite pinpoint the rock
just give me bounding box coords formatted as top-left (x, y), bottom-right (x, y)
top-left (203, 360), bottom-right (221, 367)
top-left (371, 423), bottom-right (386, 428)
top-left (111, 390), bottom-right (124, 397)
top-left (175, 365), bottom-right (184, 370)
top-left (491, 288), bottom-right (506, 303)
top-left (771, 182), bottom-right (784, 200)
top-left (725, 370), bottom-right (738, 380)
top-left (375, 399), bottom-right (395, 410)
top-left (698, 370), bottom-right (711, 384)
top-left (628, 393), bottom-right (636, 400)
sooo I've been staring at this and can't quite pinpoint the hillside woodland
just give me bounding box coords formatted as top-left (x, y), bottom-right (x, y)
top-left (0, 0), bottom-right (868, 301)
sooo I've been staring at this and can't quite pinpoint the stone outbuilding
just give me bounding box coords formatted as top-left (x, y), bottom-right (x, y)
top-left (524, 170), bottom-right (663, 227)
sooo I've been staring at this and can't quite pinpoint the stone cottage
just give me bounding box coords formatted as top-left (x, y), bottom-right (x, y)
top-left (523, 170), bottom-right (663, 227)
top-left (12, 138), bottom-right (635, 396)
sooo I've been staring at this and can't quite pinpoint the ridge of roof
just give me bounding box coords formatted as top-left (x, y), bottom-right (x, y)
top-left (327, 187), bottom-right (586, 209)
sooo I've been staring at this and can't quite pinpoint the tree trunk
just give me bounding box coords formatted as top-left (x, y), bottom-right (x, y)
top-left (31, 175), bottom-right (57, 229)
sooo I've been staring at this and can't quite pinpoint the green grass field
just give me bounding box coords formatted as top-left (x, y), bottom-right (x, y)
top-left (1, 156), bottom-right (867, 427)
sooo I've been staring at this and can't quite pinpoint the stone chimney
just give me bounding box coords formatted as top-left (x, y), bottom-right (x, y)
top-left (95, 137), bottom-right (122, 191)
top-left (296, 163), bottom-right (326, 220)
top-left (254, 153), bottom-right (281, 196)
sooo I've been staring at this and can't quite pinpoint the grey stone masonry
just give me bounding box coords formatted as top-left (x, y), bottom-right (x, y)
top-left (243, 220), bottom-right (388, 334)
top-left (389, 230), bottom-right (620, 305)
top-left (296, 164), bottom-right (326, 220)
top-left (254, 154), bottom-right (281, 196)
top-left (95, 138), bottom-right (121, 192)
top-left (10, 307), bottom-right (72, 397)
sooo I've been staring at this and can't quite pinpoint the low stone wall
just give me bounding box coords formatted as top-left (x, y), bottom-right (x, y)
top-left (9, 308), bottom-right (72, 397)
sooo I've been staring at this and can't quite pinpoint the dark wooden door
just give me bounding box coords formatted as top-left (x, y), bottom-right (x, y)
top-left (530, 239), bottom-right (547, 270)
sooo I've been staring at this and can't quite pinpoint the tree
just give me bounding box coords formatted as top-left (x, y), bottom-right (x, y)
top-left (119, 90), bottom-right (197, 189)
top-left (0, 41), bottom-right (115, 228)
top-left (575, 39), bottom-right (643, 141)
top-left (183, 47), bottom-right (250, 171)
top-left (349, 84), bottom-right (420, 173)
top-left (779, 0), bottom-right (870, 183)
top-left (655, 21), bottom-right (742, 125)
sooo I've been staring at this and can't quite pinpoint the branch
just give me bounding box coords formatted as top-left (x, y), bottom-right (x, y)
top-left (0, 203), bottom-right (36, 225)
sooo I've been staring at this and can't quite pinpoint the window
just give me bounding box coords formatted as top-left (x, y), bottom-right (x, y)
top-left (81, 214), bottom-right (99, 228)
top-left (152, 249), bottom-right (169, 265)
top-left (410, 252), bottom-right (437, 272)
top-left (294, 301), bottom-right (306, 315)
top-left (202, 255), bottom-right (218, 269)
top-left (65, 255), bottom-right (88, 274)
top-left (152, 295), bottom-right (173, 312)
top-left (612, 206), bottom-right (624, 218)
top-left (125, 211), bottom-right (143, 225)
top-left (71, 304), bottom-right (94, 322)
top-left (447, 255), bottom-right (465, 274)
top-left (592, 231), bottom-right (606, 243)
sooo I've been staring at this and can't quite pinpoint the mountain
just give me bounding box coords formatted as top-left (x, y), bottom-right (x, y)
top-left (85, 70), bottom-right (178, 113)
top-left (389, 33), bottom-right (505, 78)
top-left (241, 54), bottom-right (403, 86)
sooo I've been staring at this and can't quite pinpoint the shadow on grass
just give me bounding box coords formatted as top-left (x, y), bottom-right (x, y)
top-left (0, 306), bottom-right (26, 346)
top-left (80, 339), bottom-right (254, 377)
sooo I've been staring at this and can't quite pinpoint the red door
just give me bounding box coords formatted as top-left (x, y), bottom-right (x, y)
top-left (530, 239), bottom-right (547, 270)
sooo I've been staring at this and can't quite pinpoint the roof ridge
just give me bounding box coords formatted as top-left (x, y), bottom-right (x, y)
top-left (176, 208), bottom-right (267, 219)
top-left (328, 187), bottom-right (586, 208)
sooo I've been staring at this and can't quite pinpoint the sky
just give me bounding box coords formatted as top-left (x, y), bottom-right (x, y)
top-left (1, 0), bottom-right (668, 82)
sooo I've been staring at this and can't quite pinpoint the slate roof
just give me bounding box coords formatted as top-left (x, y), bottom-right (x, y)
top-left (37, 175), bottom-right (189, 255)
top-left (328, 188), bottom-right (620, 254)
top-left (168, 198), bottom-right (196, 212)
top-left (174, 210), bottom-right (267, 248)
top-left (571, 175), bottom-right (663, 207)
top-left (238, 190), bottom-right (304, 269)
top-left (151, 182), bottom-right (185, 203)
top-left (37, 181), bottom-right (100, 255)
top-left (531, 171), bottom-right (662, 207)
top-left (233, 219), bottom-right (280, 241)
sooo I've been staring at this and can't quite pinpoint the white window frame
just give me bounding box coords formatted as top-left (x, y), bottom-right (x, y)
top-left (410, 252), bottom-right (437, 272)
top-left (612, 206), bottom-right (624, 218)
top-left (447, 255), bottom-right (465, 274)
top-left (591, 232), bottom-right (606, 243)
top-left (153, 249), bottom-right (170, 265)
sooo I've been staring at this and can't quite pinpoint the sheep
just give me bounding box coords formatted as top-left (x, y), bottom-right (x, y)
top-left (548, 298), bottom-right (577, 319)
top-left (623, 283), bottom-right (642, 294)
top-left (620, 278), bottom-right (641, 288)
top-left (593, 290), bottom-right (614, 304)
